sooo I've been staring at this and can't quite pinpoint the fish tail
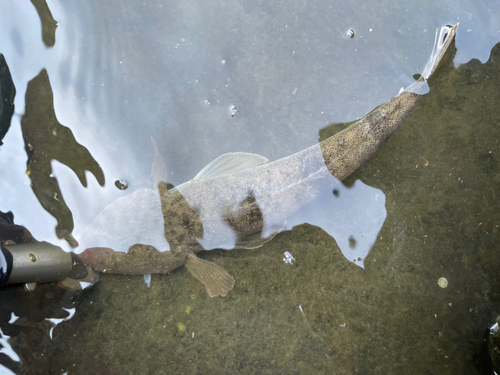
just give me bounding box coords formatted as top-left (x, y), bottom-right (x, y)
top-left (403, 23), bottom-right (458, 95)
top-left (421, 23), bottom-right (459, 81)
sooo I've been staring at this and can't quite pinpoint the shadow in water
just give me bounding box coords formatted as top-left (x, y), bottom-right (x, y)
top-left (30, 0), bottom-right (58, 48)
top-left (0, 54), bottom-right (16, 146)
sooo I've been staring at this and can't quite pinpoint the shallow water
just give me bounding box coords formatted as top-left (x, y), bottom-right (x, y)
top-left (1, 1), bottom-right (500, 374)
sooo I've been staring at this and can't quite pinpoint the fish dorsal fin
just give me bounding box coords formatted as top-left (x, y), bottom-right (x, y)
top-left (150, 137), bottom-right (168, 188)
top-left (194, 152), bottom-right (268, 180)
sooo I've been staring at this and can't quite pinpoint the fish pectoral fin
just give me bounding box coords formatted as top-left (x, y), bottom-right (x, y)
top-left (234, 229), bottom-right (281, 249)
top-left (234, 220), bottom-right (286, 249)
top-left (234, 233), bottom-right (273, 249)
top-left (235, 222), bottom-right (286, 249)
top-left (194, 152), bottom-right (268, 180)
top-left (184, 253), bottom-right (235, 297)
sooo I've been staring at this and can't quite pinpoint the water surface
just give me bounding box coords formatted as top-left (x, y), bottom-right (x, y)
top-left (0, 1), bottom-right (499, 374)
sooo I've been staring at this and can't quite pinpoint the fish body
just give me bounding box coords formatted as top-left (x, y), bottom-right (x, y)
top-left (81, 24), bottom-right (458, 297)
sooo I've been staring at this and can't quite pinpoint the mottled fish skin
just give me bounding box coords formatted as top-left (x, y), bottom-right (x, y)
top-left (81, 24), bottom-right (458, 296)
top-left (80, 244), bottom-right (186, 275)
top-left (321, 23), bottom-right (459, 181)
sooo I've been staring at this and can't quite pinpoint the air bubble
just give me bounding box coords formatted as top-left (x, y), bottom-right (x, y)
top-left (229, 104), bottom-right (239, 117)
top-left (115, 180), bottom-right (129, 190)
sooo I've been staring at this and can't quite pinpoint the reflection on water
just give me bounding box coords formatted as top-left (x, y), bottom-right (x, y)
top-left (22, 69), bottom-right (105, 245)
top-left (0, 0), bottom-right (499, 374)
top-left (29, 0), bottom-right (57, 48)
top-left (0, 54), bottom-right (15, 147)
